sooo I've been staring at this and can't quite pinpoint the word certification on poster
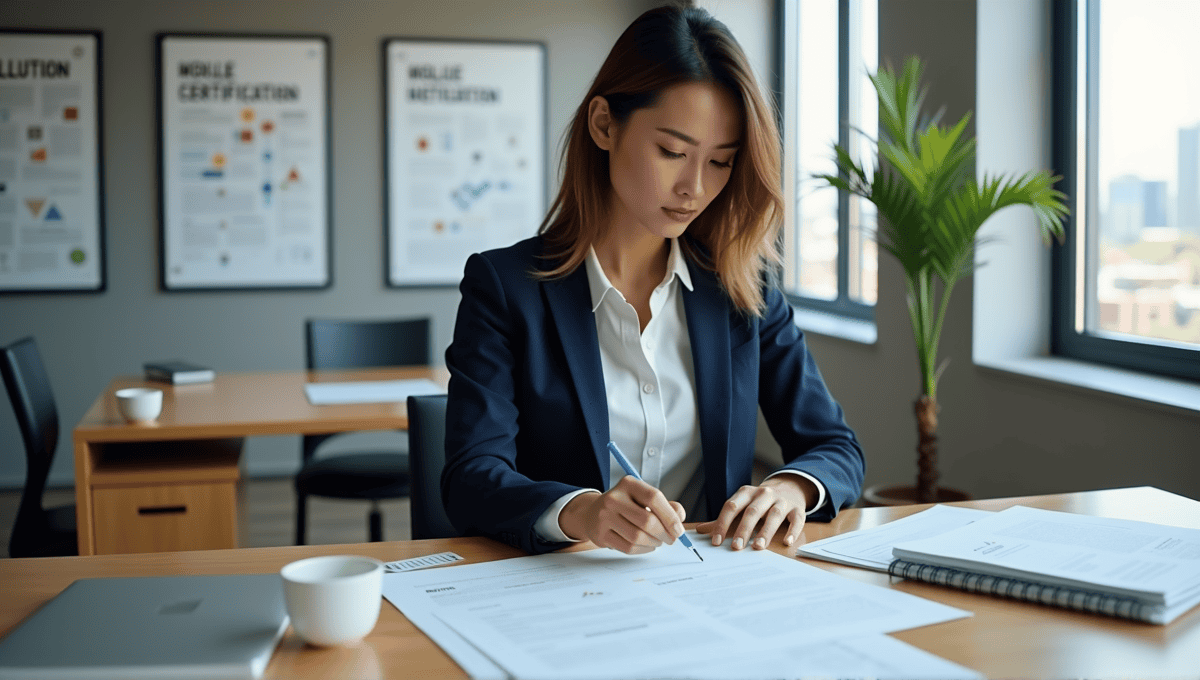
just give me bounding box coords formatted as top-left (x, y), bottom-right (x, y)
top-left (385, 39), bottom-right (545, 286)
top-left (0, 31), bottom-right (104, 292)
top-left (158, 34), bottom-right (329, 290)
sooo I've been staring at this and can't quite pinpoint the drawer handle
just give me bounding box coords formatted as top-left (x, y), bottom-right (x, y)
top-left (138, 505), bottom-right (187, 516)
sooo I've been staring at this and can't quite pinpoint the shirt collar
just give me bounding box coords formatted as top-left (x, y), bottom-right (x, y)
top-left (585, 238), bottom-right (694, 313)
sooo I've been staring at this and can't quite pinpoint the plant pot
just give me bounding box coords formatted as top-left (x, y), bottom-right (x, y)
top-left (861, 484), bottom-right (972, 507)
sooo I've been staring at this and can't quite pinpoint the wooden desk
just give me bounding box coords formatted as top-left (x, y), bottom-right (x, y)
top-left (72, 367), bottom-right (449, 556)
top-left (2, 486), bottom-right (1197, 678)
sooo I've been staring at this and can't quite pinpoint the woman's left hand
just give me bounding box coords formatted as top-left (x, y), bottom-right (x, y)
top-left (694, 475), bottom-right (816, 550)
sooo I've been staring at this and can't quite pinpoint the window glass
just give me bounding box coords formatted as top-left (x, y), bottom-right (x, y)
top-left (848, 0), bottom-right (877, 305)
top-left (789, 0), bottom-right (877, 311)
top-left (794, 0), bottom-right (839, 300)
top-left (1087, 0), bottom-right (1200, 348)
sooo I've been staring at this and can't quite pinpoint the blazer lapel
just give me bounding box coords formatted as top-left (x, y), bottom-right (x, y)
top-left (681, 258), bottom-right (732, 521)
top-left (542, 266), bottom-right (611, 488)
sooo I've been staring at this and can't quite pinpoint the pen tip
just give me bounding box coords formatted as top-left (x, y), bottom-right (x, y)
top-left (695, 550), bottom-right (704, 562)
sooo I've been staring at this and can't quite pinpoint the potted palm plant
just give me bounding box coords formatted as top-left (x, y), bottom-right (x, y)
top-left (816, 57), bottom-right (1068, 504)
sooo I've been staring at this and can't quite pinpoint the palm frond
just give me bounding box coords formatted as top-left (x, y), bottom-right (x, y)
top-left (870, 167), bottom-right (929, 280)
top-left (812, 56), bottom-right (1071, 397)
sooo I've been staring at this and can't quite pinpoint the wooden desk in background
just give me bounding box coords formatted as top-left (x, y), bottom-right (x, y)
top-left (71, 367), bottom-right (449, 556)
top-left (2, 487), bottom-right (1197, 678)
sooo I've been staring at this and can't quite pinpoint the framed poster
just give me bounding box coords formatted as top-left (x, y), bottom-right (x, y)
top-left (157, 33), bottom-right (330, 290)
top-left (384, 38), bottom-right (546, 287)
top-left (0, 30), bottom-right (104, 293)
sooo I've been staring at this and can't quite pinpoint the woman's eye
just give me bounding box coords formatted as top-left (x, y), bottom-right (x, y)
top-left (658, 146), bottom-right (684, 159)
top-left (711, 159), bottom-right (733, 169)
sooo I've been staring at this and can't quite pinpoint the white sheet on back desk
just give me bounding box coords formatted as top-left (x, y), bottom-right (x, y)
top-left (303, 378), bottom-right (443, 405)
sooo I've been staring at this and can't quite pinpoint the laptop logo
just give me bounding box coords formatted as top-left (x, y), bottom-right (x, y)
top-left (159, 599), bottom-right (202, 615)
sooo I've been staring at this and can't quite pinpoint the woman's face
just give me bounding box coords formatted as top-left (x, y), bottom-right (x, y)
top-left (592, 81), bottom-right (742, 242)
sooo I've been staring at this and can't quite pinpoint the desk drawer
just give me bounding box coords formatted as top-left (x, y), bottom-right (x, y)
top-left (92, 482), bottom-right (237, 554)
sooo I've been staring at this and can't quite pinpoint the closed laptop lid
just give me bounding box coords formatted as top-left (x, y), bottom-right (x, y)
top-left (0, 573), bottom-right (289, 680)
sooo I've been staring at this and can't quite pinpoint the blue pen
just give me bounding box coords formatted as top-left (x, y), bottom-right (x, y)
top-left (607, 441), bottom-right (703, 562)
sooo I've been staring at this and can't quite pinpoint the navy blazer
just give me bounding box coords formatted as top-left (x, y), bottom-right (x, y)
top-left (442, 236), bottom-right (865, 554)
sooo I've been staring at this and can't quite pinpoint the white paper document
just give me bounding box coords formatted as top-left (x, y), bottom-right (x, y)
top-left (392, 607), bottom-right (509, 680)
top-left (383, 532), bottom-right (972, 679)
top-left (797, 504), bottom-right (992, 572)
top-left (303, 378), bottom-right (443, 405)
top-left (433, 578), bottom-right (753, 679)
top-left (688, 634), bottom-right (983, 680)
top-left (586, 539), bottom-right (971, 648)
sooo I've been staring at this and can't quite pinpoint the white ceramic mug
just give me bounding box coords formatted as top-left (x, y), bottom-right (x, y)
top-left (114, 387), bottom-right (163, 423)
top-left (280, 555), bottom-right (384, 647)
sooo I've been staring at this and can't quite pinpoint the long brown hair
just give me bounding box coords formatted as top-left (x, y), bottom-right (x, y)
top-left (536, 4), bottom-right (783, 315)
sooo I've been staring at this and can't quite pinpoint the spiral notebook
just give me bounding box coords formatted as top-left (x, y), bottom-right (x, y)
top-left (888, 505), bottom-right (1200, 624)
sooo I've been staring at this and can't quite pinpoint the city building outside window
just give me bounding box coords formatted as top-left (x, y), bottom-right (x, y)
top-left (1052, 0), bottom-right (1200, 381)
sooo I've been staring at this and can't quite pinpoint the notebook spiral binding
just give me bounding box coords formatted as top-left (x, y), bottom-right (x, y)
top-left (888, 559), bottom-right (1156, 622)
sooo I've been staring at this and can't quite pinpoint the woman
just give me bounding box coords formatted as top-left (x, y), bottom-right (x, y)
top-left (442, 5), bottom-right (864, 556)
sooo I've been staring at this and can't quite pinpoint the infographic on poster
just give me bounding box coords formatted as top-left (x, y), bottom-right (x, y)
top-left (385, 39), bottom-right (545, 286)
top-left (0, 31), bottom-right (103, 292)
top-left (159, 34), bottom-right (329, 289)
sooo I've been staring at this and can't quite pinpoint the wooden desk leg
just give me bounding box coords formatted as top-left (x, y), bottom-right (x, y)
top-left (73, 434), bottom-right (97, 556)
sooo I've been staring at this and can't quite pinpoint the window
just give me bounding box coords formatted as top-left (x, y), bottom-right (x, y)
top-left (780, 0), bottom-right (878, 321)
top-left (1052, 0), bottom-right (1200, 381)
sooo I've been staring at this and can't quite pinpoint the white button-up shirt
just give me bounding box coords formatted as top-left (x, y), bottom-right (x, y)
top-left (534, 239), bottom-right (826, 542)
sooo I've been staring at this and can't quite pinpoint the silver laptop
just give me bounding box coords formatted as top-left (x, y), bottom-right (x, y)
top-left (0, 573), bottom-right (289, 680)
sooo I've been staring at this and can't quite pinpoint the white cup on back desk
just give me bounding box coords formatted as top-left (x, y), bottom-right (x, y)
top-left (114, 387), bottom-right (162, 423)
top-left (281, 555), bottom-right (383, 647)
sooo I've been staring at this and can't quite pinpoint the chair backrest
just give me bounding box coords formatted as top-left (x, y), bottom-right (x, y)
top-left (0, 337), bottom-right (60, 517)
top-left (305, 318), bottom-right (431, 371)
top-left (406, 394), bottom-right (459, 539)
top-left (302, 318), bottom-right (432, 461)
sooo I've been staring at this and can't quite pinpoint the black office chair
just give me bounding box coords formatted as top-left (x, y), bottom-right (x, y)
top-left (406, 394), bottom-right (459, 539)
top-left (295, 317), bottom-right (431, 544)
top-left (1, 337), bottom-right (77, 558)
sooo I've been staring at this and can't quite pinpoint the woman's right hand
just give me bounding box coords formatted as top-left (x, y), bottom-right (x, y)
top-left (558, 476), bottom-right (686, 554)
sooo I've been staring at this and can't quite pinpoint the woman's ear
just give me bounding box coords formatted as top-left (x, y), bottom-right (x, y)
top-left (587, 96), bottom-right (616, 151)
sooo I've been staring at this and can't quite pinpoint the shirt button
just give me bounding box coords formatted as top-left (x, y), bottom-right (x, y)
top-left (642, 383), bottom-right (655, 394)
top-left (647, 448), bottom-right (658, 457)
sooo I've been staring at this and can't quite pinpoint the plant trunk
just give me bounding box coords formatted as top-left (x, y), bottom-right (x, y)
top-left (915, 395), bottom-right (939, 503)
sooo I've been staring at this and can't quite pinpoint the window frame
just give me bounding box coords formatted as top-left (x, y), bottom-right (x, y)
top-left (777, 0), bottom-right (875, 324)
top-left (1050, 0), bottom-right (1200, 382)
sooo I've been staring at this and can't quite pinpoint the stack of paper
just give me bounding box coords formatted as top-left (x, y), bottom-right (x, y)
top-left (889, 505), bottom-right (1200, 624)
top-left (799, 504), bottom-right (1200, 624)
top-left (383, 534), bottom-right (982, 679)
top-left (796, 504), bottom-right (991, 572)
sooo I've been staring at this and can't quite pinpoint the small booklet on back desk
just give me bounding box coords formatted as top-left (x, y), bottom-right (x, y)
top-left (889, 505), bottom-right (1200, 624)
top-left (144, 360), bottom-right (214, 385)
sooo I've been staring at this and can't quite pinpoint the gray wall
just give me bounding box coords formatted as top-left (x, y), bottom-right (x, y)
top-left (3, 0), bottom-right (1198, 503)
top-left (0, 0), bottom-right (654, 486)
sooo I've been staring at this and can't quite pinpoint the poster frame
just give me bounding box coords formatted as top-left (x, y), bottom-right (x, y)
top-left (381, 36), bottom-right (548, 289)
top-left (155, 31), bottom-right (333, 292)
top-left (0, 28), bottom-right (106, 295)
